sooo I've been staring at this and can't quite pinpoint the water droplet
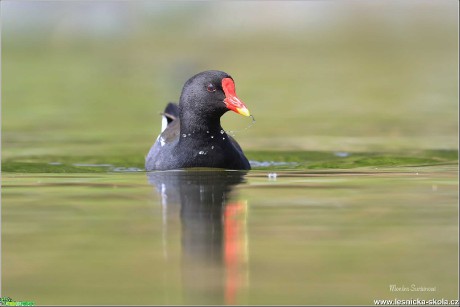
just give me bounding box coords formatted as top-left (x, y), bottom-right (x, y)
top-left (198, 151), bottom-right (206, 155)
top-left (182, 134), bottom-right (187, 138)
top-left (226, 115), bottom-right (256, 136)
top-left (206, 131), bottom-right (210, 134)
top-left (211, 136), bottom-right (214, 139)
top-left (188, 133), bottom-right (191, 136)
top-left (222, 137), bottom-right (226, 140)
top-left (220, 130), bottom-right (225, 134)
top-left (211, 146), bottom-right (214, 149)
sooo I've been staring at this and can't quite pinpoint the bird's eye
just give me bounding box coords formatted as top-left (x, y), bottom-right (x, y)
top-left (206, 83), bottom-right (216, 93)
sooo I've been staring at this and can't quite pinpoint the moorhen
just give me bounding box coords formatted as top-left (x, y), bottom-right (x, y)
top-left (145, 70), bottom-right (252, 171)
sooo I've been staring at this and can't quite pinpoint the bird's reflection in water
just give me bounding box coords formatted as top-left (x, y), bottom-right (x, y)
top-left (147, 170), bottom-right (249, 305)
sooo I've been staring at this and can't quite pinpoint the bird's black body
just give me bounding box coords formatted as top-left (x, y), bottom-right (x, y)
top-left (145, 70), bottom-right (251, 171)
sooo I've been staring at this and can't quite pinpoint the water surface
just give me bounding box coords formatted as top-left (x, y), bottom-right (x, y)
top-left (2, 165), bottom-right (458, 305)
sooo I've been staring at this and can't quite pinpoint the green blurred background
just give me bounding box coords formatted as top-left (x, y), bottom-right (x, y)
top-left (1, 0), bottom-right (458, 162)
top-left (1, 2), bottom-right (458, 305)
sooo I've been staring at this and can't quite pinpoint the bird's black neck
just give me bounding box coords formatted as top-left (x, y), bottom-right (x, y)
top-left (179, 110), bottom-right (225, 136)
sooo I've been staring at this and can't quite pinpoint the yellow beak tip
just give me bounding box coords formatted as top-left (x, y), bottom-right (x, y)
top-left (237, 108), bottom-right (251, 117)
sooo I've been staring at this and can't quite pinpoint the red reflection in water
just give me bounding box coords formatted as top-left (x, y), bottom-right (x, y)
top-left (224, 201), bottom-right (248, 305)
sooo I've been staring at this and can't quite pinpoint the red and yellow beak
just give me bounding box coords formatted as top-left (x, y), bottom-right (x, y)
top-left (222, 78), bottom-right (251, 117)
